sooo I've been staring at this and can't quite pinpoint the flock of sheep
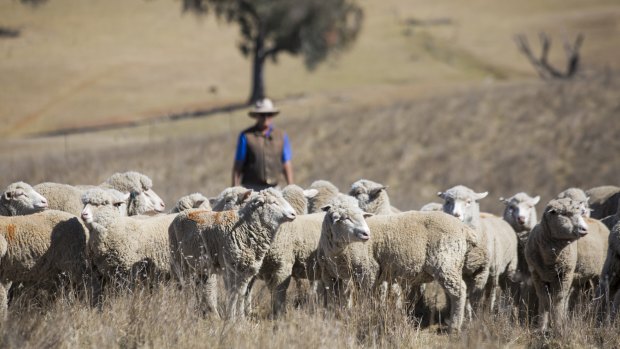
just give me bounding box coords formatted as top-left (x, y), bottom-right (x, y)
top-left (1, 171), bottom-right (620, 334)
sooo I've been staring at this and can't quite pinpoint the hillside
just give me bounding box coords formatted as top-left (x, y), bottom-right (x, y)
top-left (0, 0), bottom-right (619, 137)
top-left (1, 72), bottom-right (618, 216)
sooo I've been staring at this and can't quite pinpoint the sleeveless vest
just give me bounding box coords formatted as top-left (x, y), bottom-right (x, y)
top-left (241, 126), bottom-right (285, 187)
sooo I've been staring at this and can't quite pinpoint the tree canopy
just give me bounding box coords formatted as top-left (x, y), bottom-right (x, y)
top-left (183, 0), bottom-right (364, 102)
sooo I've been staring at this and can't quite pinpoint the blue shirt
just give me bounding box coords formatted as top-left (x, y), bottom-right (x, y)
top-left (234, 125), bottom-right (292, 163)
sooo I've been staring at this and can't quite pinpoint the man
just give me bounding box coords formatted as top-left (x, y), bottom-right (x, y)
top-left (232, 98), bottom-right (294, 190)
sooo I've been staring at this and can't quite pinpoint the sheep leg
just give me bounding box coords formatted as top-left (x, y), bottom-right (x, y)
top-left (485, 274), bottom-right (499, 312)
top-left (203, 274), bottom-right (220, 318)
top-left (0, 281), bottom-right (11, 320)
top-left (271, 275), bottom-right (292, 317)
top-left (551, 276), bottom-right (572, 329)
top-left (434, 271), bottom-right (466, 333)
top-left (244, 276), bottom-right (256, 317)
top-left (531, 273), bottom-right (550, 331)
top-left (226, 274), bottom-right (252, 320)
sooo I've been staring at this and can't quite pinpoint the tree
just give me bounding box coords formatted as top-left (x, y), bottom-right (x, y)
top-left (183, 0), bottom-right (364, 103)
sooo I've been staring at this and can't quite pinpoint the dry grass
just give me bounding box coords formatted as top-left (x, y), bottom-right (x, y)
top-left (2, 279), bottom-right (620, 348)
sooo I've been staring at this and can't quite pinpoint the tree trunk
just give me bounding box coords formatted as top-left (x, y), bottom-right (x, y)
top-left (248, 33), bottom-right (266, 104)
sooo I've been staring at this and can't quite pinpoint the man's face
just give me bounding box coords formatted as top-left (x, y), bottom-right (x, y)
top-left (256, 114), bottom-right (275, 129)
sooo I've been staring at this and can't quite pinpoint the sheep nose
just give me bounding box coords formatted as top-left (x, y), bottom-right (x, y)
top-left (453, 212), bottom-right (461, 218)
top-left (517, 216), bottom-right (526, 224)
top-left (577, 225), bottom-right (588, 237)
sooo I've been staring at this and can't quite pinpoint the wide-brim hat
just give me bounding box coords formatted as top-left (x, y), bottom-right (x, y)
top-left (248, 98), bottom-right (280, 117)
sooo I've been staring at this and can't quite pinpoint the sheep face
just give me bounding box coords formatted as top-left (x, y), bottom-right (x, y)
top-left (501, 193), bottom-right (540, 232)
top-left (211, 187), bottom-right (255, 211)
top-left (81, 188), bottom-right (129, 222)
top-left (543, 198), bottom-right (589, 240)
top-left (140, 188), bottom-right (166, 213)
top-left (349, 179), bottom-right (387, 212)
top-left (250, 188), bottom-right (297, 224)
top-left (1, 182), bottom-right (48, 215)
top-left (438, 185), bottom-right (487, 225)
top-left (557, 188), bottom-right (591, 218)
top-left (322, 196), bottom-right (372, 242)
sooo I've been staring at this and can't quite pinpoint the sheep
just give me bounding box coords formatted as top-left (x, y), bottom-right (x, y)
top-left (0, 210), bottom-right (90, 318)
top-left (170, 193), bottom-right (211, 213)
top-left (80, 188), bottom-right (177, 297)
top-left (586, 185), bottom-right (620, 220)
top-left (1, 181), bottom-right (48, 216)
top-left (556, 189), bottom-right (609, 293)
top-left (420, 202), bottom-right (444, 212)
top-left (557, 187), bottom-right (590, 217)
top-left (348, 179), bottom-right (401, 215)
top-left (210, 186), bottom-right (254, 211)
top-left (34, 171), bottom-right (166, 217)
top-left (598, 220), bottom-right (620, 318)
top-left (257, 212), bottom-right (325, 315)
top-left (525, 198), bottom-right (589, 331)
top-left (318, 194), bottom-right (476, 333)
top-left (169, 188), bottom-right (297, 319)
top-left (281, 184), bottom-right (318, 215)
top-left (439, 185), bottom-right (518, 313)
top-left (601, 201), bottom-right (620, 231)
top-left (307, 180), bottom-right (340, 214)
top-left (500, 192), bottom-right (541, 320)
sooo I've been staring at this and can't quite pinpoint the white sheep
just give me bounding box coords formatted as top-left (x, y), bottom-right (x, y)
top-left (499, 192), bottom-right (541, 319)
top-left (170, 193), bottom-right (211, 213)
top-left (557, 187), bottom-right (591, 217)
top-left (420, 202), bottom-right (444, 212)
top-left (555, 189), bottom-right (609, 292)
top-left (598, 220), bottom-right (620, 318)
top-left (439, 185), bottom-right (518, 312)
top-left (586, 185), bottom-right (620, 220)
top-left (349, 179), bottom-right (401, 215)
top-left (80, 188), bottom-right (176, 298)
top-left (307, 180), bottom-right (340, 214)
top-left (34, 171), bottom-right (166, 217)
top-left (0, 210), bottom-right (90, 318)
top-left (209, 186), bottom-right (254, 211)
top-left (169, 188), bottom-right (297, 319)
top-left (525, 198), bottom-right (589, 330)
top-left (319, 194), bottom-right (476, 333)
top-left (1, 181), bottom-right (48, 216)
top-left (281, 184), bottom-right (318, 215)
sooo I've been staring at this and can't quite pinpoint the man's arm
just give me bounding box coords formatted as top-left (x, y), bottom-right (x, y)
top-left (282, 161), bottom-right (294, 185)
top-left (232, 133), bottom-right (247, 186)
top-left (281, 133), bottom-right (293, 185)
top-left (232, 161), bottom-right (244, 186)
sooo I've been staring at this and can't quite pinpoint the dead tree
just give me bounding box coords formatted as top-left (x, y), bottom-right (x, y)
top-left (514, 32), bottom-right (584, 79)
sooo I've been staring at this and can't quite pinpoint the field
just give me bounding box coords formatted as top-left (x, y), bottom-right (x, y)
top-left (1, 0), bottom-right (620, 347)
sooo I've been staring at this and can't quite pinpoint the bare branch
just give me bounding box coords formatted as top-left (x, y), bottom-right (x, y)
top-left (515, 32), bottom-right (584, 79)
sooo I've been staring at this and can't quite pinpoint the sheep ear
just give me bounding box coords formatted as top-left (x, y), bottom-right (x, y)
top-left (369, 186), bottom-right (387, 197)
top-left (363, 212), bottom-right (374, 218)
top-left (531, 196), bottom-right (541, 206)
top-left (194, 199), bottom-right (206, 207)
top-left (330, 212), bottom-right (341, 223)
top-left (2, 190), bottom-right (12, 201)
top-left (437, 191), bottom-right (446, 199)
top-left (499, 197), bottom-right (508, 205)
top-left (240, 190), bottom-right (253, 203)
top-left (303, 189), bottom-right (318, 199)
top-left (252, 195), bottom-right (265, 206)
top-left (474, 192), bottom-right (488, 200)
top-left (320, 204), bottom-right (331, 212)
top-left (548, 208), bottom-right (558, 215)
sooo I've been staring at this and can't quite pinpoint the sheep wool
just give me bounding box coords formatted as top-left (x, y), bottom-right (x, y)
top-left (170, 188), bottom-right (297, 319)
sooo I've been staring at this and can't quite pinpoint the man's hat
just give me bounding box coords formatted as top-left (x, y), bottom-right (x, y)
top-left (249, 98), bottom-right (280, 117)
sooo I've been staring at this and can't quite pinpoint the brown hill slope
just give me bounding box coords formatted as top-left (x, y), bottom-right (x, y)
top-left (1, 74), bottom-right (618, 216)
